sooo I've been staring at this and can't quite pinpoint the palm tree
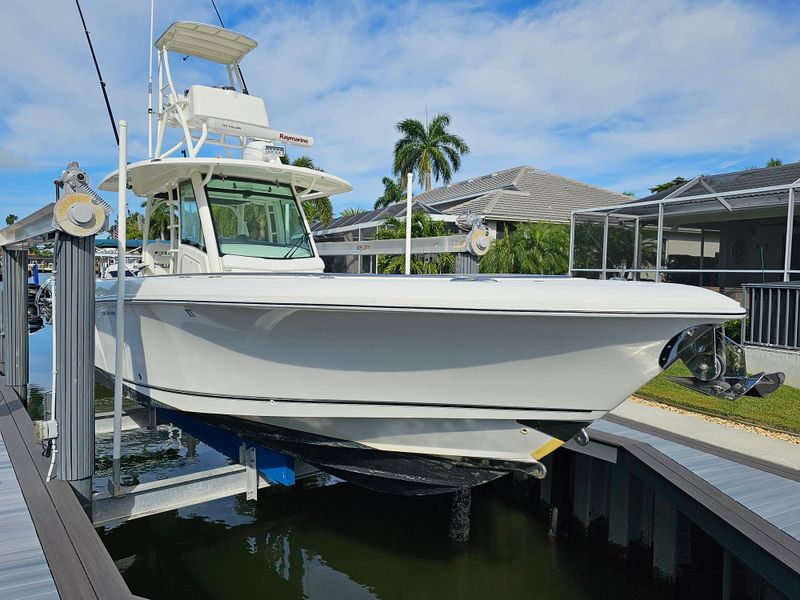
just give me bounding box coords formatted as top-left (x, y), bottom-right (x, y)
top-left (373, 212), bottom-right (454, 274)
top-left (767, 157), bottom-right (783, 167)
top-left (479, 223), bottom-right (569, 275)
top-left (282, 155), bottom-right (334, 226)
top-left (339, 207), bottom-right (368, 218)
top-left (141, 200), bottom-right (173, 240)
top-left (5, 214), bottom-right (18, 226)
top-left (393, 113), bottom-right (470, 192)
top-left (374, 176), bottom-right (404, 209)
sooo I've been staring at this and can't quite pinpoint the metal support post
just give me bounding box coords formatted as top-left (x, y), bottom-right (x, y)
top-left (699, 228), bottom-right (705, 286)
top-left (0, 268), bottom-right (5, 372)
top-left (54, 234), bottom-right (96, 512)
top-left (455, 252), bottom-right (479, 274)
top-left (112, 120), bottom-right (128, 495)
top-left (601, 215), bottom-right (609, 280)
top-left (238, 443), bottom-right (259, 500)
top-left (784, 187), bottom-right (795, 282)
top-left (632, 217), bottom-right (640, 281)
top-left (3, 248), bottom-right (29, 398)
top-left (357, 227), bottom-right (362, 274)
top-left (404, 173), bottom-right (413, 275)
top-left (655, 203), bottom-right (664, 282)
top-left (568, 213), bottom-right (576, 276)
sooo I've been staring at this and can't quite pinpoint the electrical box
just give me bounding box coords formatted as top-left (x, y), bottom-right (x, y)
top-left (34, 419), bottom-right (58, 442)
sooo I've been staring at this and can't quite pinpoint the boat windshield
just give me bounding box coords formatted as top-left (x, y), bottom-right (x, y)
top-left (205, 176), bottom-right (313, 259)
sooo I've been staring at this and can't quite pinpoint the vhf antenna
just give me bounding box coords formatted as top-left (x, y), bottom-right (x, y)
top-left (74, 0), bottom-right (119, 146)
top-left (210, 0), bottom-right (249, 94)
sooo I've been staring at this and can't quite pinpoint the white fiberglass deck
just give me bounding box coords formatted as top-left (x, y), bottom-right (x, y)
top-left (0, 429), bottom-right (58, 599)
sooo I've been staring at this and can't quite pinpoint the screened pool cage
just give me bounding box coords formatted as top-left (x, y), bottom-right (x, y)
top-left (568, 180), bottom-right (800, 293)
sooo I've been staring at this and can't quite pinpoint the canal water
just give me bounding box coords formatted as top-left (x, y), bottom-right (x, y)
top-left (27, 324), bottom-right (669, 599)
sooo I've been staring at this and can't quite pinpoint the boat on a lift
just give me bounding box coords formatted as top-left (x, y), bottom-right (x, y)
top-left (94, 22), bottom-right (774, 494)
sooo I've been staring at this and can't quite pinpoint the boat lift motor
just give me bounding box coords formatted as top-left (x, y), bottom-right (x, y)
top-left (659, 324), bottom-right (784, 400)
top-left (52, 161), bottom-right (113, 237)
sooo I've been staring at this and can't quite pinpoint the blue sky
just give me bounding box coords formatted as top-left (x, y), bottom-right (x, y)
top-left (2, 0), bottom-right (800, 224)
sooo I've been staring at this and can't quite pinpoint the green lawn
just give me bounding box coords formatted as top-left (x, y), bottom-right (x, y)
top-left (636, 363), bottom-right (800, 435)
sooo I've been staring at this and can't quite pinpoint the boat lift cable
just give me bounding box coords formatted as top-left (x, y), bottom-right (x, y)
top-left (210, 0), bottom-right (250, 94)
top-left (74, 0), bottom-right (119, 146)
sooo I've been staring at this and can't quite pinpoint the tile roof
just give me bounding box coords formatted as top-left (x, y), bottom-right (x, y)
top-left (314, 165), bottom-right (629, 234)
top-left (439, 167), bottom-right (630, 223)
top-left (411, 166), bottom-right (526, 205)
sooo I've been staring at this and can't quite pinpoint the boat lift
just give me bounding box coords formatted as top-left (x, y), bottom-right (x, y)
top-left (0, 153), bottom-right (311, 527)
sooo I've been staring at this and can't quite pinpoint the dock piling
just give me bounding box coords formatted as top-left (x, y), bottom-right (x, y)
top-left (449, 487), bottom-right (472, 544)
top-left (54, 233), bottom-right (97, 511)
top-left (2, 248), bottom-right (29, 398)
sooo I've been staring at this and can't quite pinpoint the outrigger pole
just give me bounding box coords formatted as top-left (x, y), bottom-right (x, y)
top-left (210, 0), bottom-right (249, 94)
top-left (74, 0), bottom-right (119, 146)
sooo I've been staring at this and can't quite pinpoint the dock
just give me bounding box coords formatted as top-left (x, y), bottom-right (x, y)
top-left (0, 376), bottom-right (136, 599)
top-left (549, 399), bottom-right (800, 598)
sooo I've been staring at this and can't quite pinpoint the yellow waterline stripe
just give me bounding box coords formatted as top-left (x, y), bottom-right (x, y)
top-left (532, 438), bottom-right (564, 461)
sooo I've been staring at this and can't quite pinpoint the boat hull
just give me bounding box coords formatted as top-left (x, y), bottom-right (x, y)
top-left (94, 273), bottom-right (742, 489)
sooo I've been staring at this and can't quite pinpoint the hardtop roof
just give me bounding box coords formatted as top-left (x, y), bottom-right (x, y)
top-left (155, 21), bottom-right (257, 64)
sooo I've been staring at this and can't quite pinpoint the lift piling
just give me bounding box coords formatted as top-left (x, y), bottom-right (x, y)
top-left (54, 232), bottom-right (97, 510)
top-left (3, 248), bottom-right (29, 398)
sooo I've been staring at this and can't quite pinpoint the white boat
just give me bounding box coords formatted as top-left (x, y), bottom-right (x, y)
top-left (93, 22), bottom-right (759, 494)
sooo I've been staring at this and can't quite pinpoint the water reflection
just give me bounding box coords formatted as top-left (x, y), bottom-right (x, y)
top-left (98, 479), bottom-right (603, 600)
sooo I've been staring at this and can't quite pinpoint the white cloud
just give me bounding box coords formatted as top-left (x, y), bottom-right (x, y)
top-left (1, 0), bottom-right (799, 216)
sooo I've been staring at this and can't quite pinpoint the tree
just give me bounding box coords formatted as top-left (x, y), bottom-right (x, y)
top-left (622, 191), bottom-right (636, 198)
top-left (109, 211), bottom-right (143, 239)
top-left (479, 223), bottom-right (569, 274)
top-left (374, 176), bottom-right (404, 209)
top-left (5, 214), bottom-right (18, 226)
top-left (649, 177), bottom-right (687, 194)
top-left (393, 113), bottom-right (470, 192)
top-left (373, 212), bottom-right (454, 274)
top-left (766, 157), bottom-right (783, 167)
top-left (339, 207), bottom-right (368, 218)
top-left (281, 154), bottom-right (334, 226)
top-left (141, 200), bottom-right (173, 240)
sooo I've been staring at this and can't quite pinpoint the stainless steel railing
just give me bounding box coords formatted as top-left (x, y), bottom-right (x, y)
top-left (742, 282), bottom-right (800, 349)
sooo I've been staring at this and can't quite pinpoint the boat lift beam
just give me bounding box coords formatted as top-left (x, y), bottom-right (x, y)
top-left (316, 234), bottom-right (473, 257)
top-left (0, 204), bottom-right (56, 248)
top-left (92, 457), bottom-right (269, 527)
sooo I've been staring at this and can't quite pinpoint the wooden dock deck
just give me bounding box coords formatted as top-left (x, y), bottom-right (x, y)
top-left (0, 376), bottom-right (137, 599)
top-left (0, 421), bottom-right (58, 599)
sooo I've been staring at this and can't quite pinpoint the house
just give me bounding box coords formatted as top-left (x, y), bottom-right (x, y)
top-left (314, 165), bottom-right (630, 273)
top-left (569, 160), bottom-right (800, 385)
top-left (570, 161), bottom-right (800, 289)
